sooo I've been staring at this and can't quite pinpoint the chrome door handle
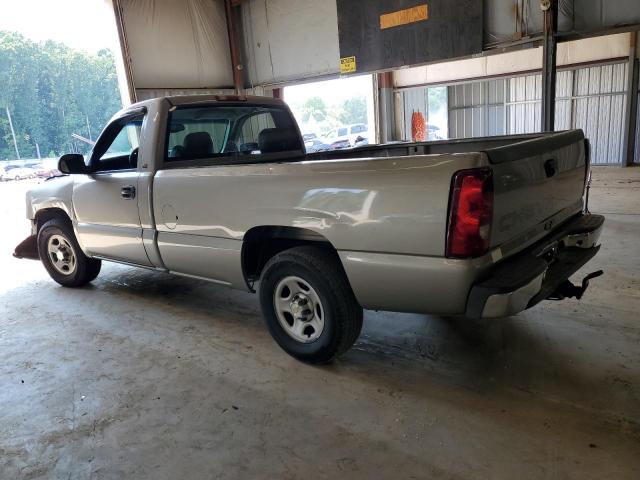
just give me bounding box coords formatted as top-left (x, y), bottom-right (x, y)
top-left (121, 185), bottom-right (136, 199)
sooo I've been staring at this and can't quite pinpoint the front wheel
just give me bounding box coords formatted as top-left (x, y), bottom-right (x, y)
top-left (37, 218), bottom-right (101, 287)
top-left (259, 246), bottom-right (363, 363)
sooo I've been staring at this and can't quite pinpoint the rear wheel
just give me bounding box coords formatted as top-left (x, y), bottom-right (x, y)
top-left (37, 218), bottom-right (101, 287)
top-left (259, 246), bottom-right (363, 363)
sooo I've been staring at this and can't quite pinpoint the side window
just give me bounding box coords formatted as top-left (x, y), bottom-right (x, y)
top-left (92, 115), bottom-right (144, 172)
top-left (337, 127), bottom-right (348, 136)
top-left (351, 124), bottom-right (367, 134)
top-left (102, 122), bottom-right (141, 158)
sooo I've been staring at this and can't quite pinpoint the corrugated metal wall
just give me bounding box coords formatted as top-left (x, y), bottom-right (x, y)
top-left (636, 72), bottom-right (640, 164)
top-left (398, 61), bottom-right (629, 165)
top-left (571, 63), bottom-right (628, 165)
top-left (448, 80), bottom-right (506, 138)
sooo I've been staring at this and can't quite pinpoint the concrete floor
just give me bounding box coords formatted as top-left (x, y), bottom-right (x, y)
top-left (1, 167), bottom-right (639, 479)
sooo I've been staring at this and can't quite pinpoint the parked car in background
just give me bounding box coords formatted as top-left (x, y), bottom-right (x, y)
top-left (353, 136), bottom-right (369, 148)
top-left (323, 123), bottom-right (369, 149)
top-left (304, 138), bottom-right (331, 153)
top-left (1, 164), bottom-right (19, 179)
top-left (302, 132), bottom-right (319, 142)
top-left (32, 164), bottom-right (60, 179)
top-left (2, 166), bottom-right (36, 181)
top-left (329, 139), bottom-right (350, 150)
top-left (427, 125), bottom-right (444, 140)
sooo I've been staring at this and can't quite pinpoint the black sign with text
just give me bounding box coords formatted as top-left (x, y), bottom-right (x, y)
top-left (337, 0), bottom-right (483, 74)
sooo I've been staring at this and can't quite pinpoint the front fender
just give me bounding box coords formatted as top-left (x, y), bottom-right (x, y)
top-left (26, 176), bottom-right (75, 221)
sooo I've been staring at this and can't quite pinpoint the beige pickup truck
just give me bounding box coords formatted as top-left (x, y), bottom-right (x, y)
top-left (14, 95), bottom-right (604, 363)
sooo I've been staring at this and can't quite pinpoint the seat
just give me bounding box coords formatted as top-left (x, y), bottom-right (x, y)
top-left (258, 128), bottom-right (301, 153)
top-left (239, 142), bottom-right (259, 154)
top-left (169, 145), bottom-right (185, 159)
top-left (183, 132), bottom-right (214, 158)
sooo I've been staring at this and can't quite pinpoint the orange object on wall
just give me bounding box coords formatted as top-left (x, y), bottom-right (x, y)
top-left (411, 111), bottom-right (426, 142)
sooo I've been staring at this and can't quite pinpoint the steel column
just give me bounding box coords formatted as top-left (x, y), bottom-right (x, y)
top-left (224, 0), bottom-right (245, 93)
top-left (111, 0), bottom-right (137, 104)
top-left (541, 0), bottom-right (558, 132)
top-left (378, 72), bottom-right (395, 143)
top-left (623, 32), bottom-right (639, 166)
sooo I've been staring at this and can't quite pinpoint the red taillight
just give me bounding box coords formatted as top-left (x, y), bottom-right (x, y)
top-left (446, 168), bottom-right (494, 258)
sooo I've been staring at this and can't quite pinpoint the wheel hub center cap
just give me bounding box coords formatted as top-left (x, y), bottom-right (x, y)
top-left (290, 294), bottom-right (313, 321)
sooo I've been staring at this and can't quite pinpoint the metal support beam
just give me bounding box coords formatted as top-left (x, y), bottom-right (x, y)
top-left (111, 0), bottom-right (137, 104)
top-left (623, 32), bottom-right (639, 167)
top-left (541, 0), bottom-right (558, 132)
top-left (224, 0), bottom-right (245, 93)
top-left (377, 72), bottom-right (395, 143)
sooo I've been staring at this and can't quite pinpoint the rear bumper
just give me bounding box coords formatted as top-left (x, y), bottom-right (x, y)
top-left (466, 213), bottom-right (604, 319)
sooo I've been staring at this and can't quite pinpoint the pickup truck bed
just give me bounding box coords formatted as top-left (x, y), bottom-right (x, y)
top-left (15, 94), bottom-right (604, 363)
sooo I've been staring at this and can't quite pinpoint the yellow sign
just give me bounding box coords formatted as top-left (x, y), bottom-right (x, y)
top-left (380, 4), bottom-right (429, 30)
top-left (340, 56), bottom-right (357, 74)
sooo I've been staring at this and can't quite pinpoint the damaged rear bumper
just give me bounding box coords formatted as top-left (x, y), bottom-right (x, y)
top-left (13, 234), bottom-right (39, 260)
top-left (466, 213), bottom-right (604, 319)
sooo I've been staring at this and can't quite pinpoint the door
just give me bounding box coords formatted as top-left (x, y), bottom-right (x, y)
top-left (73, 112), bottom-right (152, 266)
top-left (153, 102), bottom-right (303, 286)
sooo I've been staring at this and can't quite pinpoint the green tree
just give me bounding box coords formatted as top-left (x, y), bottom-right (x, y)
top-left (339, 96), bottom-right (367, 125)
top-left (0, 31), bottom-right (122, 161)
top-left (301, 97), bottom-right (327, 122)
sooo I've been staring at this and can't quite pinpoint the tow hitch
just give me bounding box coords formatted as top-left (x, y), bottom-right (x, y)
top-left (547, 270), bottom-right (603, 301)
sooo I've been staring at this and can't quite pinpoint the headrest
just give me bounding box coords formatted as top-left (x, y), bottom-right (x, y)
top-left (258, 128), bottom-right (301, 154)
top-left (183, 132), bottom-right (213, 157)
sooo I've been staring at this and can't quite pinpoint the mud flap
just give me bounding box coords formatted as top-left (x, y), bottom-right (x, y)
top-left (13, 234), bottom-right (39, 260)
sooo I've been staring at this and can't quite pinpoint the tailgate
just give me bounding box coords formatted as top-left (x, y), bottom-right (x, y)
top-left (485, 130), bottom-right (587, 257)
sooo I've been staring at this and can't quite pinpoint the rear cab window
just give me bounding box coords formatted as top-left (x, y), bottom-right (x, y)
top-left (165, 103), bottom-right (303, 165)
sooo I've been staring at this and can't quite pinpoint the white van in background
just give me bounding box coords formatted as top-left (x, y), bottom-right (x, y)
top-left (323, 123), bottom-right (369, 149)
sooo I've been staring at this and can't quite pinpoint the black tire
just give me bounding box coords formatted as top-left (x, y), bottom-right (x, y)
top-left (259, 246), bottom-right (363, 363)
top-left (37, 218), bottom-right (101, 287)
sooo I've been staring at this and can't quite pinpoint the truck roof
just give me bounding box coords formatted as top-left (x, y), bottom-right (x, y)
top-left (128, 94), bottom-right (286, 110)
top-left (169, 94), bottom-right (285, 107)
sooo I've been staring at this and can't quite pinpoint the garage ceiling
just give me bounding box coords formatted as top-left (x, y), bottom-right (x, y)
top-left (240, 0), bottom-right (341, 86)
top-left (114, 0), bottom-right (232, 93)
top-left (111, 0), bottom-right (640, 102)
top-left (485, 0), bottom-right (640, 45)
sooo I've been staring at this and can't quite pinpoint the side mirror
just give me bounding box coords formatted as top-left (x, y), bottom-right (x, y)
top-left (58, 154), bottom-right (87, 174)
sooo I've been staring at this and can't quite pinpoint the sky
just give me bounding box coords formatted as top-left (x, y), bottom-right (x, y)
top-left (0, 0), bottom-right (119, 52)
